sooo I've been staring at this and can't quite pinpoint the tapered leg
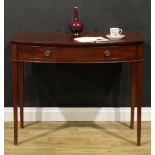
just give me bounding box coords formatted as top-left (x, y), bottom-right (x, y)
top-left (13, 61), bottom-right (18, 145)
top-left (130, 62), bottom-right (136, 129)
top-left (137, 61), bottom-right (142, 146)
top-left (18, 62), bottom-right (24, 128)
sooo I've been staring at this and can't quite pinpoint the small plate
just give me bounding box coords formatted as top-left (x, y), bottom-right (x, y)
top-left (106, 34), bottom-right (125, 41)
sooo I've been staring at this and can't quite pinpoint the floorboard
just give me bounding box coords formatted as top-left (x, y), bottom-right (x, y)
top-left (5, 121), bottom-right (151, 155)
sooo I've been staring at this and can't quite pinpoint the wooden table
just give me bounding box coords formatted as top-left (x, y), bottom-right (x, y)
top-left (10, 32), bottom-right (144, 145)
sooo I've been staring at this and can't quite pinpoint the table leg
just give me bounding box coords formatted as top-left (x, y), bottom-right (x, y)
top-left (137, 61), bottom-right (142, 146)
top-left (130, 62), bottom-right (136, 129)
top-left (18, 62), bottom-right (24, 128)
top-left (12, 61), bottom-right (18, 145)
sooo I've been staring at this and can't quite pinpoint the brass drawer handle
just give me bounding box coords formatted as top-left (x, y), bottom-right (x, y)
top-left (44, 50), bottom-right (51, 57)
top-left (104, 50), bottom-right (111, 57)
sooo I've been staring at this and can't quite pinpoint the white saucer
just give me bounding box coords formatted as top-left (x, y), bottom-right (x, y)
top-left (106, 34), bottom-right (125, 41)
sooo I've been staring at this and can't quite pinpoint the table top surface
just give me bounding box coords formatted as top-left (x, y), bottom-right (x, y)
top-left (10, 32), bottom-right (144, 46)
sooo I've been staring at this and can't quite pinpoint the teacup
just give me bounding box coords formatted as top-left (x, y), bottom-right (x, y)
top-left (110, 28), bottom-right (122, 37)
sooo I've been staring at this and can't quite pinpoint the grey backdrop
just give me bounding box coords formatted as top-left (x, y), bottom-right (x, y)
top-left (5, 0), bottom-right (151, 107)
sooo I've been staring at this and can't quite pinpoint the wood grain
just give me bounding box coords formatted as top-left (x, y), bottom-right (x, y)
top-left (4, 121), bottom-right (151, 155)
top-left (10, 32), bottom-right (144, 46)
top-left (17, 45), bottom-right (137, 62)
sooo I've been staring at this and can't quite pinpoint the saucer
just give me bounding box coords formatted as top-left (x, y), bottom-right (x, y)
top-left (106, 34), bottom-right (125, 40)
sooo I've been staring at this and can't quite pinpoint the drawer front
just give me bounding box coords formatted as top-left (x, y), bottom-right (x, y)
top-left (18, 46), bottom-right (137, 62)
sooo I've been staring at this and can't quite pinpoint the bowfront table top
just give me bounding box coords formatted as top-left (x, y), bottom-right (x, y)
top-left (10, 32), bottom-right (144, 46)
top-left (10, 32), bottom-right (144, 146)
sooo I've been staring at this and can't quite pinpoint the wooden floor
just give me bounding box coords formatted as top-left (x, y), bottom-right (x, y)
top-left (5, 121), bottom-right (150, 155)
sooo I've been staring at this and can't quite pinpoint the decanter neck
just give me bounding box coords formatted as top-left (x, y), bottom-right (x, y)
top-left (74, 7), bottom-right (78, 20)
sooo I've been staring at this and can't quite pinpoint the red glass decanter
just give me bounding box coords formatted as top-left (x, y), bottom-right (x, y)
top-left (69, 7), bottom-right (84, 36)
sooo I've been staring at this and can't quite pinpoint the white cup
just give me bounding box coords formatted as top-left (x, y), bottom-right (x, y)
top-left (110, 28), bottom-right (122, 37)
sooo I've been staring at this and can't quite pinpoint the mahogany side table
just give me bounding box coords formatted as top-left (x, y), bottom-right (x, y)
top-left (10, 32), bottom-right (144, 145)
